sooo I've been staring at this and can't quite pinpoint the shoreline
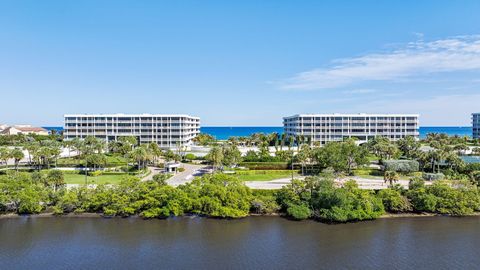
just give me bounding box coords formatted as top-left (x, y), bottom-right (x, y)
top-left (2, 211), bottom-right (480, 220)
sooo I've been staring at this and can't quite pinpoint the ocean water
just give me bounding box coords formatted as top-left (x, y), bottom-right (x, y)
top-left (43, 126), bottom-right (472, 140)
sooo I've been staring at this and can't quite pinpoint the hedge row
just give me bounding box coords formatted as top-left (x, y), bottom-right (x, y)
top-left (235, 170), bottom-right (295, 175)
top-left (238, 162), bottom-right (289, 170)
top-left (423, 173), bottom-right (445, 181)
top-left (383, 160), bottom-right (420, 173)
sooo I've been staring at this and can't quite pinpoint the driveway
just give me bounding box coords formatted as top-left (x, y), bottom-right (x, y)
top-left (167, 163), bottom-right (210, 187)
top-left (141, 166), bottom-right (164, 181)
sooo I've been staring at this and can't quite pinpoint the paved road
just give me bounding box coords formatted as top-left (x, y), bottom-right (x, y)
top-left (167, 163), bottom-right (210, 187)
top-left (141, 166), bottom-right (164, 181)
top-left (244, 176), bottom-right (422, 190)
top-left (245, 178), bottom-right (297, 190)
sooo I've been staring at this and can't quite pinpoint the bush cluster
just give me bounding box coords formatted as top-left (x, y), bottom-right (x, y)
top-left (2, 171), bottom-right (480, 222)
top-left (239, 162), bottom-right (289, 170)
top-left (383, 160), bottom-right (420, 173)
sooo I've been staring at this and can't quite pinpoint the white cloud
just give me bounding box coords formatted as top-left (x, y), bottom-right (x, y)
top-left (353, 93), bottom-right (480, 126)
top-left (281, 35), bottom-right (480, 90)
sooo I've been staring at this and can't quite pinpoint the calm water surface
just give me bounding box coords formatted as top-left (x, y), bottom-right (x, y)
top-left (1, 216), bottom-right (480, 270)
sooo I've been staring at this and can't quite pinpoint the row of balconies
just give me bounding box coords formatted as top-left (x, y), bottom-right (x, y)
top-left (285, 127), bottom-right (418, 133)
top-left (285, 122), bottom-right (418, 126)
top-left (64, 129), bottom-right (200, 132)
top-left (298, 132), bottom-right (420, 136)
top-left (65, 120), bottom-right (199, 123)
top-left (285, 129), bottom-right (419, 134)
top-left (64, 131), bottom-right (198, 136)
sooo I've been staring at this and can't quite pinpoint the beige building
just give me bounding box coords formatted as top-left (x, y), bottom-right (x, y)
top-left (0, 124), bottom-right (8, 133)
top-left (0, 125), bottom-right (49, 136)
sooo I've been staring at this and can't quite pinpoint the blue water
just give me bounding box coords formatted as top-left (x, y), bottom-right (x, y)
top-left (200, 127), bottom-right (284, 140)
top-left (419, 126), bottom-right (472, 138)
top-left (43, 126), bottom-right (472, 140)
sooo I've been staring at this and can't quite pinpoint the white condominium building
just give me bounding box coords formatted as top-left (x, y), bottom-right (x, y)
top-left (284, 114), bottom-right (419, 145)
top-left (473, 113), bottom-right (480, 139)
top-left (64, 114), bottom-right (200, 148)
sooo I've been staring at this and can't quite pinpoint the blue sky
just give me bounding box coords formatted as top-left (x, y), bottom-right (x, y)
top-left (1, 0), bottom-right (480, 126)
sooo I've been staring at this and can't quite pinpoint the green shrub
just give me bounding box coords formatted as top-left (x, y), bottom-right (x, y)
top-left (103, 208), bottom-right (117, 217)
top-left (184, 153), bottom-right (196, 161)
top-left (377, 189), bottom-right (412, 213)
top-left (52, 205), bottom-right (64, 215)
top-left (140, 207), bottom-right (171, 219)
top-left (383, 160), bottom-right (419, 173)
top-left (470, 171), bottom-right (480, 185)
top-left (251, 190), bottom-right (280, 214)
top-left (276, 177), bottom-right (384, 222)
top-left (152, 174), bottom-right (172, 185)
top-left (422, 173), bottom-right (445, 181)
top-left (239, 162), bottom-right (289, 170)
top-left (179, 174), bottom-right (252, 218)
top-left (287, 204), bottom-right (311, 220)
top-left (426, 181), bottom-right (480, 216)
top-left (315, 181), bottom-right (385, 222)
top-left (235, 170), bottom-right (294, 175)
top-left (16, 186), bottom-right (45, 214)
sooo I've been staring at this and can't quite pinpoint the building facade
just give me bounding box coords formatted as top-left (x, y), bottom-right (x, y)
top-left (0, 125), bottom-right (49, 136)
top-left (64, 114), bottom-right (200, 148)
top-left (473, 113), bottom-right (480, 139)
top-left (283, 114), bottom-right (419, 145)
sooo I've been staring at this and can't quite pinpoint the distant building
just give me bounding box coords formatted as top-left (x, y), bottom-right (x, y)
top-left (473, 113), bottom-right (480, 139)
top-left (284, 113), bottom-right (419, 145)
top-left (0, 125), bottom-right (49, 136)
top-left (64, 114), bottom-right (200, 148)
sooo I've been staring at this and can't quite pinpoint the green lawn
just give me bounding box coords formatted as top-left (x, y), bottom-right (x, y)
top-left (64, 173), bottom-right (127, 185)
top-left (57, 154), bottom-right (128, 167)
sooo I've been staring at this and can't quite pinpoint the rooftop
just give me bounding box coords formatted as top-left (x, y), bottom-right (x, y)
top-left (284, 113), bottom-right (420, 119)
top-left (64, 113), bottom-right (200, 119)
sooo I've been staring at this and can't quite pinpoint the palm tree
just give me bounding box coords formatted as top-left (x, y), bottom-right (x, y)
top-left (384, 171), bottom-right (400, 186)
top-left (296, 144), bottom-right (312, 175)
top-left (453, 143), bottom-right (469, 155)
top-left (280, 133), bottom-right (286, 151)
top-left (0, 147), bottom-right (11, 168)
top-left (62, 140), bottom-right (73, 158)
top-left (148, 142), bottom-right (162, 166)
top-left (11, 148), bottom-right (24, 171)
top-left (23, 141), bottom-right (39, 166)
top-left (129, 146), bottom-right (150, 169)
top-left (206, 146), bottom-right (224, 171)
top-left (288, 136), bottom-right (294, 151)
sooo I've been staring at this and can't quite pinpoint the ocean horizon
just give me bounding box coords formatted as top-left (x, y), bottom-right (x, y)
top-left (43, 126), bottom-right (473, 140)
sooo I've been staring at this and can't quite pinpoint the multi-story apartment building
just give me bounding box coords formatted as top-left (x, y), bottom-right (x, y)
top-left (64, 114), bottom-right (200, 148)
top-left (283, 113), bottom-right (419, 145)
top-left (473, 113), bottom-right (480, 139)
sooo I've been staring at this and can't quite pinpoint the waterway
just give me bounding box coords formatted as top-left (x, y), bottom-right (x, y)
top-left (1, 216), bottom-right (479, 269)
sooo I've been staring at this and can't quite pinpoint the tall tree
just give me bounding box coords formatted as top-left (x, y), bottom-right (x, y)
top-left (11, 148), bottom-right (24, 171)
top-left (0, 147), bottom-right (11, 168)
top-left (206, 145), bottom-right (224, 171)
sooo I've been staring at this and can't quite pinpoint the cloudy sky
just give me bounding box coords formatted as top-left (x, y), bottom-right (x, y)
top-left (1, 1), bottom-right (479, 126)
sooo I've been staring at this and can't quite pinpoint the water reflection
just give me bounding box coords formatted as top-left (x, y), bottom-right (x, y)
top-left (1, 216), bottom-right (480, 269)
